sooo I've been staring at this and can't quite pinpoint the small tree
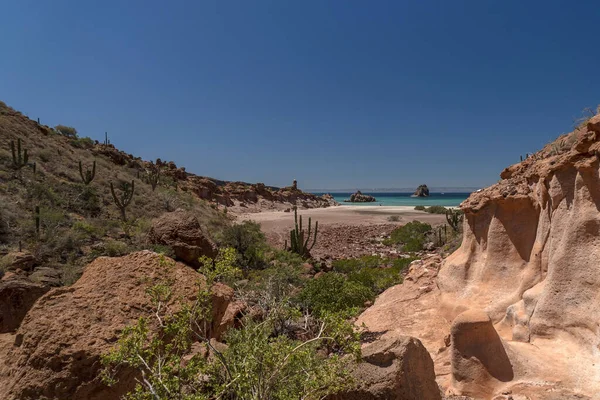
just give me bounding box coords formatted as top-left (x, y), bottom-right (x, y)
top-left (110, 180), bottom-right (134, 221)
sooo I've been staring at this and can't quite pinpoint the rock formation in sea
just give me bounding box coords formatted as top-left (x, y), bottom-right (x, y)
top-left (344, 190), bottom-right (376, 203)
top-left (412, 184), bottom-right (430, 197)
top-left (358, 113), bottom-right (600, 398)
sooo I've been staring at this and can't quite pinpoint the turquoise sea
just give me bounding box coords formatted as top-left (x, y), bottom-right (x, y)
top-left (312, 192), bottom-right (471, 207)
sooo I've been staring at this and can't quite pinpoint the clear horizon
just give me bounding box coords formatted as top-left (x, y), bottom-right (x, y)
top-left (2, 1), bottom-right (599, 189)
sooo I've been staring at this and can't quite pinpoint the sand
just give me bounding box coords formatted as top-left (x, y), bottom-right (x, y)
top-left (235, 206), bottom-right (448, 259)
top-left (237, 205), bottom-right (447, 230)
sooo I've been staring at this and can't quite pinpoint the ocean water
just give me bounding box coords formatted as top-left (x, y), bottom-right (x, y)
top-left (313, 192), bottom-right (471, 207)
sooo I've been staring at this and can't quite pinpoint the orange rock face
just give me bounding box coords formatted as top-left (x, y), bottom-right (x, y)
top-left (0, 251), bottom-right (233, 400)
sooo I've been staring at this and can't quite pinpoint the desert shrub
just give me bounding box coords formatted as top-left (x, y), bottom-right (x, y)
top-left (69, 136), bottom-right (94, 149)
top-left (384, 221), bottom-right (432, 252)
top-left (37, 149), bottom-right (52, 162)
top-left (387, 215), bottom-right (400, 222)
top-left (414, 205), bottom-right (426, 211)
top-left (299, 272), bottom-right (373, 316)
top-left (73, 220), bottom-right (106, 239)
top-left (424, 205), bottom-right (448, 214)
top-left (75, 185), bottom-right (101, 216)
top-left (26, 181), bottom-right (61, 206)
top-left (247, 263), bottom-right (304, 303)
top-left (103, 240), bottom-right (130, 257)
top-left (333, 255), bottom-right (416, 295)
top-left (54, 125), bottom-right (78, 138)
top-left (101, 251), bottom-right (358, 399)
top-left (218, 221), bottom-right (267, 271)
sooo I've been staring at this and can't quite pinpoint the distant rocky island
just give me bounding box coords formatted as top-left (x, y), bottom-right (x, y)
top-left (344, 190), bottom-right (376, 203)
top-left (412, 184), bottom-right (430, 197)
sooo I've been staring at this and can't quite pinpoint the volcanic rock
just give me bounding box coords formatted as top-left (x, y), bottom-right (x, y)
top-left (0, 277), bottom-right (49, 333)
top-left (148, 209), bottom-right (218, 268)
top-left (412, 184), bottom-right (430, 197)
top-left (344, 190), bottom-right (376, 203)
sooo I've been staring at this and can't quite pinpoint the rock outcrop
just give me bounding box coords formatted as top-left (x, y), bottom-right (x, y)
top-left (331, 334), bottom-right (441, 400)
top-left (0, 277), bottom-right (49, 333)
top-left (0, 251), bottom-right (233, 400)
top-left (358, 113), bottom-right (600, 399)
top-left (148, 209), bottom-right (218, 268)
top-left (412, 184), bottom-right (430, 197)
top-left (344, 190), bottom-right (376, 203)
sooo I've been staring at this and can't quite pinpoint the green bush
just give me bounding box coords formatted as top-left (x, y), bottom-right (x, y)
top-left (424, 205), bottom-right (448, 214)
top-left (104, 240), bottom-right (130, 257)
top-left (218, 221), bottom-right (267, 271)
top-left (333, 255), bottom-right (416, 295)
top-left (387, 215), bottom-right (400, 222)
top-left (414, 205), bottom-right (426, 211)
top-left (384, 221), bottom-right (432, 252)
top-left (299, 272), bottom-right (373, 316)
top-left (54, 125), bottom-right (78, 138)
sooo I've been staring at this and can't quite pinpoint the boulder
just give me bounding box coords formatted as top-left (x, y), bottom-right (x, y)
top-left (449, 310), bottom-right (513, 398)
top-left (29, 267), bottom-right (62, 287)
top-left (0, 277), bottom-right (49, 333)
top-left (0, 251), bottom-right (233, 400)
top-left (148, 209), bottom-right (217, 268)
top-left (412, 184), bottom-right (430, 197)
top-left (344, 190), bottom-right (377, 203)
top-left (330, 334), bottom-right (441, 400)
top-left (0, 252), bottom-right (39, 271)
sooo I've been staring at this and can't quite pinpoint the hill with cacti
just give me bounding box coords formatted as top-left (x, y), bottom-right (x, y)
top-left (0, 100), bottom-right (335, 284)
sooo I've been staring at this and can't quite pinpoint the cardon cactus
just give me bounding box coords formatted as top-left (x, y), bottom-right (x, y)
top-left (10, 139), bottom-right (28, 169)
top-left (110, 180), bottom-right (135, 221)
top-left (284, 207), bottom-right (318, 258)
top-left (79, 161), bottom-right (96, 185)
top-left (446, 209), bottom-right (463, 232)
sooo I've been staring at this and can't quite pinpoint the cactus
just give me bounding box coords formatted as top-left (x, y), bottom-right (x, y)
top-left (79, 161), bottom-right (96, 185)
top-left (146, 164), bottom-right (160, 191)
top-left (35, 205), bottom-right (40, 237)
top-left (10, 139), bottom-right (28, 169)
top-left (292, 179), bottom-right (298, 190)
top-left (110, 180), bottom-right (135, 221)
top-left (446, 209), bottom-right (463, 232)
top-left (104, 132), bottom-right (109, 146)
top-left (285, 207), bottom-right (318, 258)
top-left (32, 162), bottom-right (36, 175)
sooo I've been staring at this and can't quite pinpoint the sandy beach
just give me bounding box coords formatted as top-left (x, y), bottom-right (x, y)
top-left (236, 206), bottom-right (447, 259)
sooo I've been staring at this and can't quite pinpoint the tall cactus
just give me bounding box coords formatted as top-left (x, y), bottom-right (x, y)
top-left (35, 205), bottom-right (40, 237)
top-left (285, 208), bottom-right (318, 258)
top-left (146, 164), bottom-right (160, 191)
top-left (10, 139), bottom-right (28, 169)
top-left (79, 161), bottom-right (96, 185)
top-left (446, 209), bottom-right (463, 232)
top-left (110, 180), bottom-right (135, 221)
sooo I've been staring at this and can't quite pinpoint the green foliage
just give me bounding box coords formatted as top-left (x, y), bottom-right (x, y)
top-left (76, 185), bottom-right (101, 217)
top-left (384, 221), bottom-right (432, 252)
top-left (145, 163), bottom-right (161, 191)
top-left (110, 180), bottom-right (135, 221)
top-left (387, 215), bottom-right (400, 222)
top-left (219, 221), bottom-right (267, 271)
top-left (285, 208), bottom-right (318, 258)
top-left (73, 220), bottom-right (106, 239)
top-left (424, 205), bottom-right (448, 214)
top-left (414, 205), bottom-right (426, 211)
top-left (101, 250), bottom-right (357, 399)
top-left (332, 255), bottom-right (415, 295)
top-left (10, 139), bottom-right (28, 170)
top-left (299, 272), bottom-right (372, 317)
top-left (198, 247), bottom-right (242, 285)
top-left (78, 160), bottom-right (96, 185)
top-left (54, 125), bottom-right (78, 138)
top-left (104, 240), bottom-right (131, 257)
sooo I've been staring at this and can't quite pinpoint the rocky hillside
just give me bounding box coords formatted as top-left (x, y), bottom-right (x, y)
top-left (0, 100), bottom-right (334, 283)
top-left (358, 110), bottom-right (600, 399)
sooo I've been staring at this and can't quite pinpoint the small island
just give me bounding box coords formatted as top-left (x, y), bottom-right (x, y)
top-left (412, 184), bottom-right (430, 197)
top-left (344, 190), bottom-right (376, 203)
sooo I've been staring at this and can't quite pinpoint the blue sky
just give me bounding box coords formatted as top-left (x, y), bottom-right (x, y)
top-left (1, 1), bottom-right (599, 190)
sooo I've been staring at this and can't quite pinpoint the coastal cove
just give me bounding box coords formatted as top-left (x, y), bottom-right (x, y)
top-left (312, 192), bottom-right (472, 207)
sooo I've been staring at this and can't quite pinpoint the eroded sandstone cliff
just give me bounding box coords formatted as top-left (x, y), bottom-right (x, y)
top-left (359, 114), bottom-right (600, 399)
